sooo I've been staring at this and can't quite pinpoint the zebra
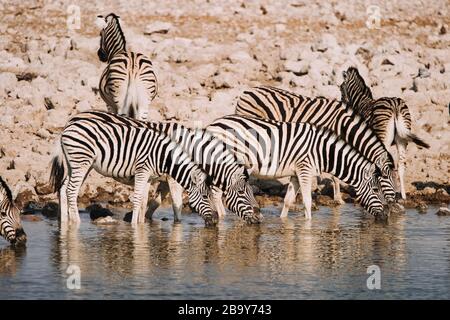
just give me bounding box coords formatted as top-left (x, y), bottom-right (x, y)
top-left (97, 13), bottom-right (157, 121)
top-left (49, 112), bottom-right (217, 226)
top-left (66, 111), bottom-right (261, 224)
top-left (339, 67), bottom-right (430, 199)
top-left (235, 85), bottom-right (396, 208)
top-left (207, 115), bottom-right (386, 219)
top-left (0, 176), bottom-right (26, 245)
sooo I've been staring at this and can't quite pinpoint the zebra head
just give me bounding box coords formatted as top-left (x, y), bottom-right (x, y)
top-left (375, 152), bottom-right (397, 204)
top-left (223, 167), bottom-right (261, 224)
top-left (186, 168), bottom-right (218, 227)
top-left (340, 67), bottom-right (373, 107)
top-left (0, 177), bottom-right (26, 245)
top-left (355, 164), bottom-right (387, 219)
top-left (97, 13), bottom-right (126, 63)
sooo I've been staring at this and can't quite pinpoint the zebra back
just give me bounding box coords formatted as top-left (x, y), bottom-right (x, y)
top-left (235, 85), bottom-right (394, 174)
top-left (67, 111), bottom-right (244, 191)
top-left (64, 113), bottom-right (202, 190)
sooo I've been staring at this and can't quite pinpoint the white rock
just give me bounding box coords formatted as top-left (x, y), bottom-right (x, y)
top-left (275, 23), bottom-right (286, 33)
top-left (144, 21), bottom-right (173, 35)
top-left (76, 100), bottom-right (91, 112)
top-left (212, 72), bottom-right (237, 89)
top-left (0, 72), bottom-right (17, 93)
top-left (44, 109), bottom-right (70, 131)
top-left (36, 128), bottom-right (51, 139)
top-left (284, 60), bottom-right (309, 75)
top-left (229, 51), bottom-right (253, 64)
top-left (93, 216), bottom-right (118, 224)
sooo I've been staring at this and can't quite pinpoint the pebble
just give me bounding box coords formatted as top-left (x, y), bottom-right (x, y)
top-left (436, 207), bottom-right (450, 216)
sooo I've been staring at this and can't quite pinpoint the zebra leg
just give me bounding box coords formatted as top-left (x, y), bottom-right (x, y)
top-left (145, 181), bottom-right (162, 220)
top-left (397, 142), bottom-right (407, 199)
top-left (296, 169), bottom-right (313, 220)
top-left (59, 177), bottom-right (69, 223)
top-left (280, 176), bottom-right (300, 218)
top-left (66, 164), bottom-right (91, 223)
top-left (132, 170), bottom-right (152, 224)
top-left (138, 182), bottom-right (151, 223)
top-left (167, 177), bottom-right (184, 222)
top-left (212, 189), bottom-right (227, 218)
top-left (332, 177), bottom-right (345, 205)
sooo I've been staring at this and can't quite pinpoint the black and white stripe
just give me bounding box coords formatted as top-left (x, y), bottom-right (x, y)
top-left (235, 85), bottom-right (396, 205)
top-left (207, 115), bottom-right (386, 219)
top-left (340, 67), bottom-right (430, 199)
top-left (69, 111), bottom-right (260, 224)
top-left (49, 112), bottom-right (217, 226)
top-left (0, 177), bottom-right (26, 245)
top-left (97, 13), bottom-right (157, 121)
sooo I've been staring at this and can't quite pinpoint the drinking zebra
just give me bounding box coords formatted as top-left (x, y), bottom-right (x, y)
top-left (207, 115), bottom-right (386, 219)
top-left (49, 112), bottom-right (217, 225)
top-left (66, 111), bottom-right (261, 224)
top-left (0, 176), bottom-right (26, 245)
top-left (97, 13), bottom-right (157, 121)
top-left (235, 85), bottom-right (396, 207)
top-left (339, 67), bottom-right (430, 199)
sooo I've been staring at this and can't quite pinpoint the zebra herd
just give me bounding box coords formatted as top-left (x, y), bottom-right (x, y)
top-left (0, 12), bottom-right (429, 244)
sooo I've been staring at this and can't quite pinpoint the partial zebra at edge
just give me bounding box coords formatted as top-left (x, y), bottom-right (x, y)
top-left (0, 176), bottom-right (27, 245)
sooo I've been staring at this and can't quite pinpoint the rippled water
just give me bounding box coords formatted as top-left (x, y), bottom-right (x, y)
top-left (0, 204), bottom-right (449, 299)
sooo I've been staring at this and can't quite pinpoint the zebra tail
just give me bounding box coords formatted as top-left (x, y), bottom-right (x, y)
top-left (394, 110), bottom-right (430, 149)
top-left (407, 133), bottom-right (430, 149)
top-left (49, 136), bottom-right (67, 193)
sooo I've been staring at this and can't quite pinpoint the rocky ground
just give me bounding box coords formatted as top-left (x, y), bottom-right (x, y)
top-left (0, 0), bottom-right (449, 212)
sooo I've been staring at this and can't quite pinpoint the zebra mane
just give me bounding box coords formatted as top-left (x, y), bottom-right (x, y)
top-left (0, 176), bottom-right (13, 202)
top-left (341, 67), bottom-right (373, 100)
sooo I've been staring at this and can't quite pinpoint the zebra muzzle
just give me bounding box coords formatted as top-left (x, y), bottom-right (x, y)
top-left (11, 228), bottom-right (27, 245)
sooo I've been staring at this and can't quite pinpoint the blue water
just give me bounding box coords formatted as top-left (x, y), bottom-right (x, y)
top-left (0, 204), bottom-right (449, 299)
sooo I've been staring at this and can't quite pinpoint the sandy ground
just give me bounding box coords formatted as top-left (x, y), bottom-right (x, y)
top-left (0, 0), bottom-right (448, 209)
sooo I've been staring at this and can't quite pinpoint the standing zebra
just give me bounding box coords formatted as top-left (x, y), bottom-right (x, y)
top-left (339, 67), bottom-right (430, 199)
top-left (235, 85), bottom-right (396, 207)
top-left (207, 115), bottom-right (386, 219)
top-left (97, 13), bottom-right (157, 121)
top-left (0, 177), bottom-right (26, 245)
top-left (67, 111), bottom-right (261, 224)
top-left (49, 112), bottom-right (217, 226)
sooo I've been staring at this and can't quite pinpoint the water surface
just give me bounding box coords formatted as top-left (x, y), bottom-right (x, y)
top-left (1, 204), bottom-right (449, 299)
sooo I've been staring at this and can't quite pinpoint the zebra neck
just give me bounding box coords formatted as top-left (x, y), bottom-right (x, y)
top-left (336, 109), bottom-right (385, 161)
top-left (320, 134), bottom-right (370, 188)
top-left (160, 146), bottom-right (196, 190)
top-left (107, 46), bottom-right (126, 62)
top-left (105, 23), bottom-right (126, 61)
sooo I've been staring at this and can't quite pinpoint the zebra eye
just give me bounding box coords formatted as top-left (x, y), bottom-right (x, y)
top-left (0, 210), bottom-right (6, 217)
